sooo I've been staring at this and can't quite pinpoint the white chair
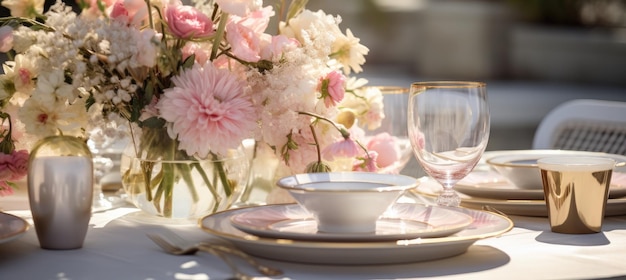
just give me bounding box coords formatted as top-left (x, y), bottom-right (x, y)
top-left (532, 99), bottom-right (626, 155)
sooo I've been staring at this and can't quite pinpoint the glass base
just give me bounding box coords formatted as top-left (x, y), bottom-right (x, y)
top-left (436, 190), bottom-right (461, 207)
top-left (92, 192), bottom-right (126, 213)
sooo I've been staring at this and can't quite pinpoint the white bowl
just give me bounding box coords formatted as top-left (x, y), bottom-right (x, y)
top-left (486, 150), bottom-right (626, 190)
top-left (276, 172), bottom-right (417, 233)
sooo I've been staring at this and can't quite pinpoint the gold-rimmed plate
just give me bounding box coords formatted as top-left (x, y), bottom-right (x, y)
top-left (455, 171), bottom-right (626, 200)
top-left (0, 212), bottom-right (29, 244)
top-left (417, 176), bottom-right (626, 217)
top-left (229, 204), bottom-right (473, 242)
top-left (199, 203), bottom-right (513, 265)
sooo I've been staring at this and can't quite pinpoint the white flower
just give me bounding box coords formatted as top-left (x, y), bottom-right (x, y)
top-left (2, 0), bottom-right (44, 18)
top-left (332, 29), bottom-right (369, 74)
top-left (9, 54), bottom-right (38, 95)
top-left (18, 92), bottom-right (88, 138)
top-left (35, 70), bottom-right (76, 103)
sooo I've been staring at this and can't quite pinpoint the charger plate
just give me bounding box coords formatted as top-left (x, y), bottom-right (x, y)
top-left (0, 212), bottom-right (29, 244)
top-left (417, 177), bottom-right (626, 217)
top-left (200, 203), bottom-right (513, 265)
top-left (229, 204), bottom-right (473, 242)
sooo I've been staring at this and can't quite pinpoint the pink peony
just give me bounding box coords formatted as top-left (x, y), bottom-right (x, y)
top-left (366, 132), bottom-right (398, 168)
top-left (226, 21), bottom-right (261, 63)
top-left (0, 26), bottom-right (13, 53)
top-left (322, 137), bottom-right (360, 161)
top-left (318, 71), bottom-right (346, 108)
top-left (157, 62), bottom-right (257, 158)
top-left (165, 4), bottom-right (214, 39)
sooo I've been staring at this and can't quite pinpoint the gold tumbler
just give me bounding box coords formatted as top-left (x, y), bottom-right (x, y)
top-left (538, 156), bottom-right (615, 234)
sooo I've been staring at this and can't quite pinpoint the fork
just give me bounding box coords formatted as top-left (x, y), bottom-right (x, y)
top-left (146, 230), bottom-right (282, 277)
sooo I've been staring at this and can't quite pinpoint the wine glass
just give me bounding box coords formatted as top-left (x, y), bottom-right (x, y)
top-left (361, 86), bottom-right (412, 174)
top-left (87, 119), bottom-right (129, 212)
top-left (407, 81), bottom-right (490, 207)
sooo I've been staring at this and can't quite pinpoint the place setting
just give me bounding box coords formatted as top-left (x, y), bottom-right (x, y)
top-left (416, 149), bottom-right (626, 217)
top-left (199, 172), bottom-right (514, 265)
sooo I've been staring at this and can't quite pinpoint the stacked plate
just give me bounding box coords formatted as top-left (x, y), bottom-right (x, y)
top-left (0, 212), bottom-right (29, 244)
top-left (416, 150), bottom-right (626, 217)
top-left (200, 203), bottom-right (513, 265)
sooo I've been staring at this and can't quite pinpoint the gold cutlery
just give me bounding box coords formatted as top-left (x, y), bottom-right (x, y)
top-left (146, 230), bottom-right (282, 279)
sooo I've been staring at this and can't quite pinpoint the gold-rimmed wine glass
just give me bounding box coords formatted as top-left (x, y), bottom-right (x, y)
top-left (408, 81), bottom-right (490, 206)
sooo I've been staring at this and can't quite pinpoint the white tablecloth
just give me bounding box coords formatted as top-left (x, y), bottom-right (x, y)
top-left (2, 187), bottom-right (626, 280)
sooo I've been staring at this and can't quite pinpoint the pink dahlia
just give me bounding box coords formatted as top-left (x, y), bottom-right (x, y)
top-left (157, 62), bottom-right (257, 158)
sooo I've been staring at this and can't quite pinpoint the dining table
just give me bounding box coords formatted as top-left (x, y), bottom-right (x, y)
top-left (1, 178), bottom-right (626, 280)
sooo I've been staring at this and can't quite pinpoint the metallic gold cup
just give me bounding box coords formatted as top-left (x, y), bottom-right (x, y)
top-left (538, 156), bottom-right (615, 234)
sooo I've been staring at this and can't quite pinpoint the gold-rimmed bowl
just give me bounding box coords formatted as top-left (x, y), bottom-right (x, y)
top-left (276, 172), bottom-right (417, 234)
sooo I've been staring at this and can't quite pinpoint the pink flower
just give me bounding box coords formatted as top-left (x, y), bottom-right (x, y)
top-left (260, 34), bottom-right (298, 61)
top-left (109, 1), bottom-right (129, 22)
top-left (0, 26), bottom-right (13, 53)
top-left (0, 182), bottom-right (14, 196)
top-left (165, 4), bottom-right (214, 39)
top-left (182, 42), bottom-right (210, 65)
top-left (322, 137), bottom-right (360, 161)
top-left (0, 149), bottom-right (29, 185)
top-left (318, 71), bottom-right (346, 108)
top-left (353, 151), bottom-right (378, 172)
top-left (366, 132), bottom-right (398, 168)
top-left (215, 0), bottom-right (262, 17)
top-left (226, 21), bottom-right (261, 63)
top-left (157, 62), bottom-right (257, 158)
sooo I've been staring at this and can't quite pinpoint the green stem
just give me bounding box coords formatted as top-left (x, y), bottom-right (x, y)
top-left (211, 13), bottom-right (228, 60)
top-left (193, 161), bottom-right (221, 206)
top-left (177, 162), bottom-right (199, 203)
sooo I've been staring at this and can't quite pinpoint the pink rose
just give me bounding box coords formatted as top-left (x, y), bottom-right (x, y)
top-left (366, 133), bottom-right (398, 168)
top-left (165, 4), bottom-right (214, 39)
top-left (0, 26), bottom-right (13, 52)
top-left (226, 21), bottom-right (261, 62)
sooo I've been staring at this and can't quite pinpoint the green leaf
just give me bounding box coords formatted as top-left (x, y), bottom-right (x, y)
top-left (141, 116), bottom-right (166, 129)
top-left (181, 54), bottom-right (195, 70)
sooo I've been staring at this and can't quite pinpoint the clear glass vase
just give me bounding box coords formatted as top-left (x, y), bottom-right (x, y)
top-left (27, 135), bottom-right (93, 249)
top-left (120, 135), bottom-right (250, 220)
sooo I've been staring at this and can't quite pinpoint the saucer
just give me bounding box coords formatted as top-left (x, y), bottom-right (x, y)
top-left (455, 171), bottom-right (626, 200)
top-left (200, 203), bottom-right (513, 265)
top-left (230, 204), bottom-right (473, 242)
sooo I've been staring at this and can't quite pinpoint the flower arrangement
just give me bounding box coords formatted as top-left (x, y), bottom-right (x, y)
top-left (0, 0), bottom-right (399, 211)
